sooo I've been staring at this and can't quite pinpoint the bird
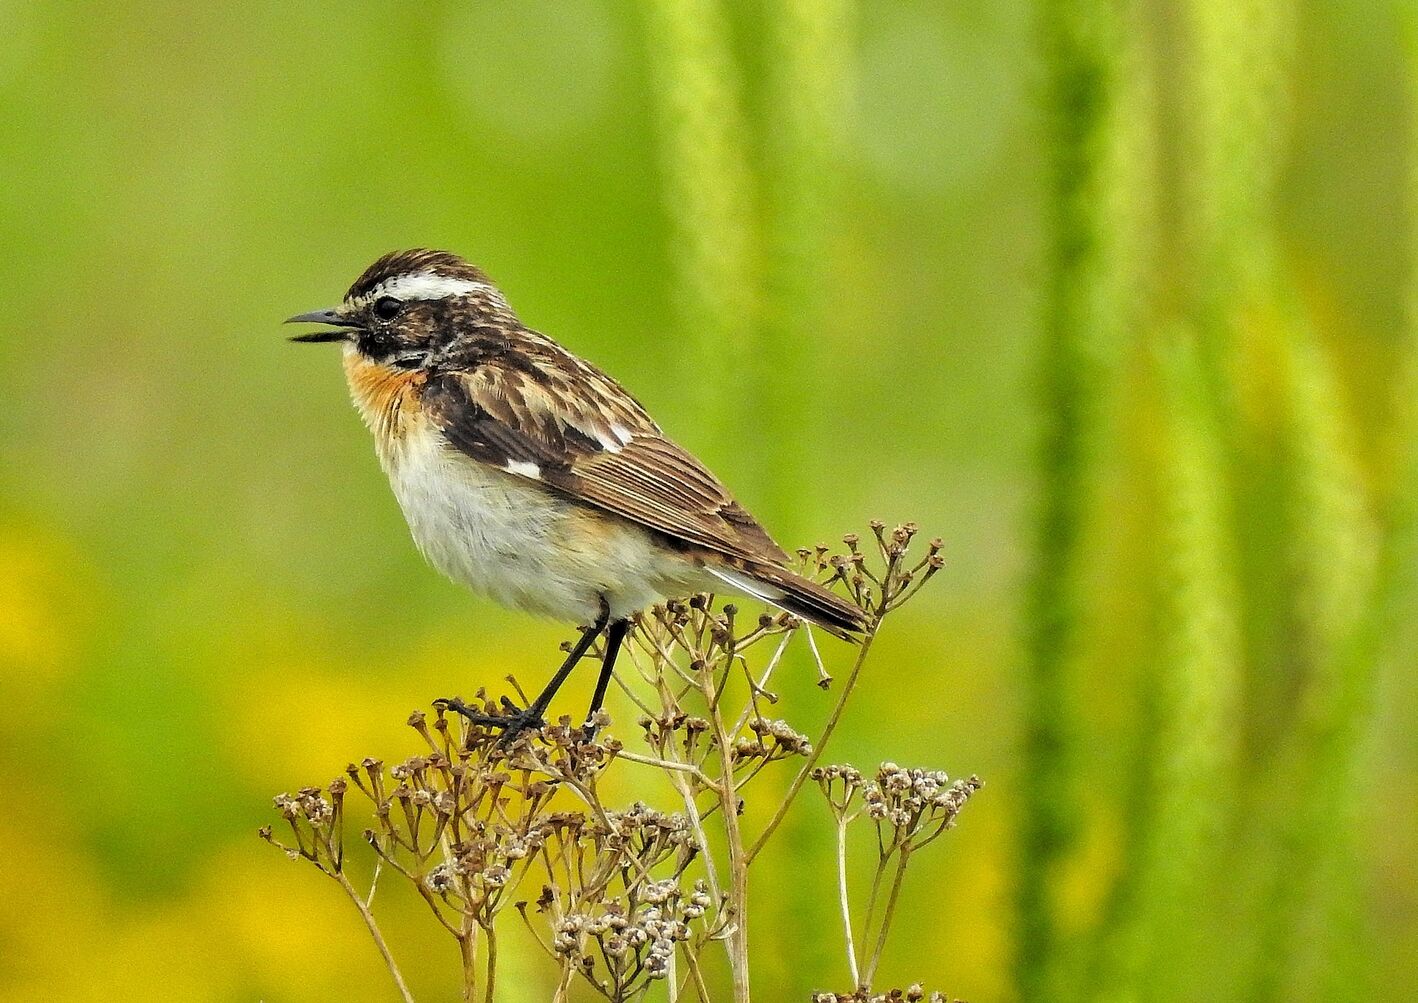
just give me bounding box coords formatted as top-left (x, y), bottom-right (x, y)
top-left (288, 248), bottom-right (866, 737)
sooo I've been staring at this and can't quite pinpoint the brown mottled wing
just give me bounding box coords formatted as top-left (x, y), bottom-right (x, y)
top-left (566, 438), bottom-right (789, 563)
top-left (423, 361), bottom-right (789, 565)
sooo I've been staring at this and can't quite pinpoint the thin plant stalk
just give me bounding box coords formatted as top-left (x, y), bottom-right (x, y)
top-left (835, 815), bottom-right (860, 986)
top-left (460, 897), bottom-right (478, 1001)
top-left (334, 870), bottom-right (416, 1003)
top-left (748, 624), bottom-right (879, 863)
top-left (700, 663), bottom-right (753, 1003)
top-left (483, 926), bottom-right (497, 1003)
top-left (861, 849), bottom-right (911, 988)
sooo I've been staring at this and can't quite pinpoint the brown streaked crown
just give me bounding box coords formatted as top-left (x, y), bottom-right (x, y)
top-left (345, 249), bottom-right (493, 302)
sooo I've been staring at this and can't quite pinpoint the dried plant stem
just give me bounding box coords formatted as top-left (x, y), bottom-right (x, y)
top-left (483, 926), bottom-right (497, 1003)
top-left (668, 758), bottom-right (723, 901)
top-left (748, 625), bottom-right (879, 863)
top-left (615, 748), bottom-right (713, 783)
top-left (702, 667), bottom-right (753, 1003)
top-left (835, 816), bottom-right (860, 986)
top-left (553, 967), bottom-right (575, 1003)
top-left (334, 870), bottom-right (415, 1003)
top-left (862, 849), bottom-right (911, 987)
top-left (365, 859), bottom-right (383, 909)
top-left (459, 918), bottom-right (478, 1003)
top-left (860, 854), bottom-right (890, 957)
top-left (265, 526), bottom-right (959, 1002)
top-left (680, 947), bottom-right (713, 1002)
top-left (729, 633), bottom-right (794, 736)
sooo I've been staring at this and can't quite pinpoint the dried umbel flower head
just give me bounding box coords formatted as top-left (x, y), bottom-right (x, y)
top-left (262, 783), bottom-right (346, 872)
top-left (816, 761), bottom-right (983, 993)
top-left (260, 522), bottom-right (977, 1003)
top-left (811, 989), bottom-right (963, 1003)
top-left (731, 717), bottom-right (813, 765)
top-left (551, 882), bottom-right (698, 994)
top-left (808, 522), bottom-right (945, 614)
top-left (599, 801), bottom-right (694, 867)
top-left (863, 765), bottom-right (983, 847)
top-left (813, 763), bottom-right (867, 812)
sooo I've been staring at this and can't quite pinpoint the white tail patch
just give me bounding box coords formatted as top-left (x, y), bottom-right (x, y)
top-left (705, 567), bottom-right (786, 607)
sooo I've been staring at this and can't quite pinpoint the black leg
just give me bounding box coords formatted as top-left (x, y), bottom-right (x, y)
top-left (441, 601), bottom-right (610, 741)
top-left (523, 606), bottom-right (609, 725)
top-left (584, 618), bottom-right (630, 733)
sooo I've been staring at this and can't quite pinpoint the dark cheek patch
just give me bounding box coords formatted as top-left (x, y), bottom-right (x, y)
top-left (357, 331), bottom-right (396, 359)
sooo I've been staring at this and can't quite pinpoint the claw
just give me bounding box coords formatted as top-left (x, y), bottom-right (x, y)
top-left (435, 697), bottom-right (545, 744)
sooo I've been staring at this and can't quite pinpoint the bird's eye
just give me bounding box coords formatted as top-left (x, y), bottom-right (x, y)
top-left (373, 296), bottom-right (403, 321)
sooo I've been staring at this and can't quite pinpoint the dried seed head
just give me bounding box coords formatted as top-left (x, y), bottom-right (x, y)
top-left (862, 764), bottom-right (983, 842)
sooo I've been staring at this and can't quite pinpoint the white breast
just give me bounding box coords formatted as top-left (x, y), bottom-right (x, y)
top-left (377, 424), bottom-right (704, 622)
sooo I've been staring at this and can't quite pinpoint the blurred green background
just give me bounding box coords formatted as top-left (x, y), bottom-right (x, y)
top-left (1, 1), bottom-right (1414, 1000)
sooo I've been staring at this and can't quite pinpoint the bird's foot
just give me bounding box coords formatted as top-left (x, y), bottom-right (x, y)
top-left (435, 697), bottom-right (546, 744)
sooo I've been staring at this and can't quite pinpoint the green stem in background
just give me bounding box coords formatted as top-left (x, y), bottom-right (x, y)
top-left (1175, 0), bottom-right (1376, 996)
top-left (752, 6), bottom-right (855, 991)
top-left (1097, 331), bottom-right (1242, 999)
top-left (1247, 20), bottom-right (1418, 996)
top-left (638, 0), bottom-right (760, 459)
top-left (1245, 297), bottom-right (1379, 1002)
top-left (760, 0), bottom-right (852, 524)
top-left (1181, 0), bottom-right (1296, 306)
top-left (1017, 3), bottom-right (1123, 998)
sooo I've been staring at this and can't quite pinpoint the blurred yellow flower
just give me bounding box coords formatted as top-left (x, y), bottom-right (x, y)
top-left (0, 522), bottom-right (98, 685)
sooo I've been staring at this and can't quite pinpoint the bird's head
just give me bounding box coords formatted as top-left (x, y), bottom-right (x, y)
top-left (287, 249), bottom-right (512, 368)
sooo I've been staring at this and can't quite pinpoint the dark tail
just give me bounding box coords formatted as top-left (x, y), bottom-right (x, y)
top-left (706, 562), bottom-right (868, 641)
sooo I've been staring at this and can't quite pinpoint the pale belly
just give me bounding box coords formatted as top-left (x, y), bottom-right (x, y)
top-left (379, 426), bottom-right (706, 622)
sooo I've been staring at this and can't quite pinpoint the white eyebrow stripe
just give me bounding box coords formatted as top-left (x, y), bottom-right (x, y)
top-left (369, 272), bottom-right (494, 301)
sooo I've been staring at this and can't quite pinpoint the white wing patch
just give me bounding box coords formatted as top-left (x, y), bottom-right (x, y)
top-left (505, 460), bottom-right (541, 479)
top-left (589, 423), bottom-right (634, 454)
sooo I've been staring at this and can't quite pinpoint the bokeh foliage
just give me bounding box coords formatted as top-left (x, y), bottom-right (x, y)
top-left (0, 1), bottom-right (1412, 1000)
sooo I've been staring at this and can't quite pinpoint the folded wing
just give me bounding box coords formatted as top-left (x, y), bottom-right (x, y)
top-left (422, 363), bottom-right (788, 565)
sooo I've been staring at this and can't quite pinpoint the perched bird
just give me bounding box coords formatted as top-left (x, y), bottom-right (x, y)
top-left (288, 249), bottom-right (865, 735)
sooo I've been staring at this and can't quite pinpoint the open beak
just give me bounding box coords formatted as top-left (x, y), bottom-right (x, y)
top-left (285, 308), bottom-right (363, 343)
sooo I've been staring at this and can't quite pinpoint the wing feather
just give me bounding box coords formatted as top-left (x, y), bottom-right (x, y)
top-left (422, 364), bottom-right (789, 565)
